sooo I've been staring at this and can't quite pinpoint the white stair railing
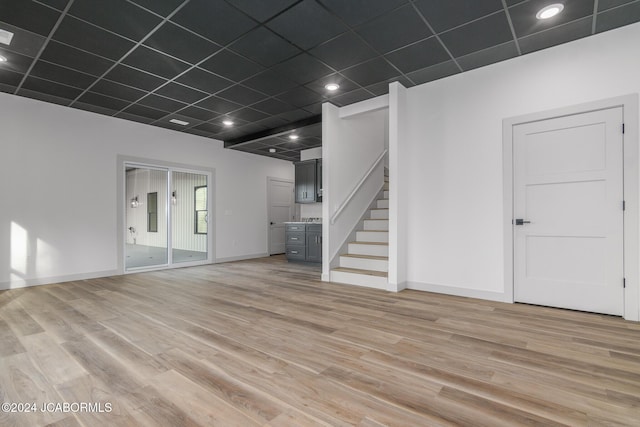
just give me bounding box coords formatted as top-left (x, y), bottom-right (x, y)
top-left (330, 149), bottom-right (387, 225)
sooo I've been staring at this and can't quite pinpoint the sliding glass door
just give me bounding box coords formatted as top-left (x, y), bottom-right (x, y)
top-left (125, 166), bottom-right (169, 269)
top-left (171, 171), bottom-right (208, 264)
top-left (125, 164), bottom-right (209, 271)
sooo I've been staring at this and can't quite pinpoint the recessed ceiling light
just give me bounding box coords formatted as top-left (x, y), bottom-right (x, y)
top-left (325, 83), bottom-right (340, 91)
top-left (0, 55), bottom-right (6, 62)
top-left (223, 120), bottom-right (234, 126)
top-left (289, 134), bottom-right (299, 140)
top-left (269, 148), bottom-right (276, 153)
top-left (0, 29), bottom-right (14, 46)
top-left (169, 118), bottom-right (189, 126)
top-left (536, 3), bottom-right (564, 19)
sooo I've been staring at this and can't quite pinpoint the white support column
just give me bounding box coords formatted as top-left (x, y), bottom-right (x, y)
top-left (388, 82), bottom-right (408, 292)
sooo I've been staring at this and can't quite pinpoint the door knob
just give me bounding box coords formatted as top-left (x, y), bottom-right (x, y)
top-left (270, 222), bottom-right (275, 225)
top-left (514, 219), bottom-right (531, 225)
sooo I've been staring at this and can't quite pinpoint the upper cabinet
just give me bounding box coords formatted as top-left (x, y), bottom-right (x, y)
top-left (295, 159), bottom-right (321, 203)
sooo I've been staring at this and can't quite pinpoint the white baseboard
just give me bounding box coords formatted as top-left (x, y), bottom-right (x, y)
top-left (406, 281), bottom-right (510, 303)
top-left (215, 252), bottom-right (269, 263)
top-left (0, 269), bottom-right (120, 291)
top-left (387, 281), bottom-right (407, 292)
top-left (321, 273), bottom-right (330, 282)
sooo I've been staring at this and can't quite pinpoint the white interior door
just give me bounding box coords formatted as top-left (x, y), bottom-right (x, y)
top-left (513, 107), bottom-right (624, 315)
top-left (268, 178), bottom-right (294, 255)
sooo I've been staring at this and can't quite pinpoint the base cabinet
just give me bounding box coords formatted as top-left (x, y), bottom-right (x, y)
top-left (285, 223), bottom-right (322, 263)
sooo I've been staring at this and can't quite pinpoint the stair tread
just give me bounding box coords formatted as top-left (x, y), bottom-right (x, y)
top-left (357, 230), bottom-right (388, 233)
top-left (332, 267), bottom-right (388, 277)
top-left (364, 219), bottom-right (388, 221)
top-left (350, 241), bottom-right (389, 246)
top-left (341, 254), bottom-right (388, 260)
top-left (370, 208), bottom-right (389, 211)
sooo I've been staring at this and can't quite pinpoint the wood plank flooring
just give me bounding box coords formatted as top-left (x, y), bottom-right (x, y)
top-left (1, 255), bottom-right (640, 426)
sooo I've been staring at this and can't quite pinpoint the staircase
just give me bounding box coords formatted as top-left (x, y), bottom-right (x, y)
top-left (330, 176), bottom-right (389, 289)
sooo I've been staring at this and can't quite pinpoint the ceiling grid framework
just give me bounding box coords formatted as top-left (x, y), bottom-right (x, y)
top-left (0, 0), bottom-right (639, 161)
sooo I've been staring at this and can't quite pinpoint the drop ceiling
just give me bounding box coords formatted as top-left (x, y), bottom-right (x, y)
top-left (1, 0), bottom-right (639, 162)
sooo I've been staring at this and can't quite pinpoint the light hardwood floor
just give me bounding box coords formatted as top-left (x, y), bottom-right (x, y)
top-left (1, 255), bottom-right (640, 426)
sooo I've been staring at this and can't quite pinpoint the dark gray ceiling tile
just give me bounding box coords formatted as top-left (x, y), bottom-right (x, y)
top-left (278, 108), bottom-right (317, 121)
top-left (0, 1), bottom-right (61, 36)
top-left (138, 94), bottom-right (188, 112)
top-left (195, 96), bottom-right (242, 114)
top-left (122, 46), bottom-right (191, 79)
top-left (171, 0), bottom-right (257, 45)
top-left (69, 0), bottom-right (161, 41)
top-left (439, 11), bottom-right (513, 57)
top-left (596, 2), bottom-right (640, 33)
top-left (184, 127), bottom-right (215, 137)
top-left (415, 0), bottom-right (504, 33)
top-left (229, 27), bottom-right (301, 67)
top-left (129, 0), bottom-right (184, 16)
top-left (598, 0), bottom-right (636, 11)
top-left (200, 50), bottom-right (264, 81)
top-left (115, 111), bottom-right (156, 124)
top-left (252, 98), bottom-right (296, 115)
top-left (77, 91), bottom-right (131, 111)
top-left (72, 101), bottom-right (119, 116)
top-left (0, 22), bottom-right (46, 57)
top-left (509, 0), bottom-right (595, 38)
top-left (519, 17), bottom-right (592, 54)
top-left (319, 0), bottom-right (408, 26)
top-left (53, 16), bottom-right (136, 60)
top-left (0, 68), bottom-right (23, 87)
top-left (385, 37), bottom-right (450, 73)
top-left (327, 88), bottom-right (372, 106)
top-left (305, 73), bottom-right (358, 94)
top-left (30, 60), bottom-right (97, 89)
top-left (194, 122), bottom-right (224, 133)
top-left (0, 50), bottom-right (36, 73)
top-left (179, 106), bottom-right (219, 121)
top-left (271, 53), bottom-right (334, 85)
top-left (231, 107), bottom-right (268, 122)
top-left (356, 5), bottom-right (432, 54)
top-left (227, 0), bottom-right (298, 22)
top-left (22, 76), bottom-right (82, 100)
top-left (254, 116), bottom-right (289, 128)
top-left (176, 68), bottom-right (232, 94)
top-left (267, 0), bottom-right (348, 49)
top-left (364, 81), bottom-right (390, 96)
top-left (154, 82), bottom-right (208, 103)
top-left (122, 103), bottom-right (168, 120)
top-left (143, 22), bottom-right (221, 64)
top-left (242, 69), bottom-right (299, 95)
top-left (92, 79), bottom-right (146, 101)
top-left (40, 41), bottom-right (115, 76)
top-left (341, 57), bottom-right (399, 87)
top-left (39, 0), bottom-right (71, 10)
top-left (309, 32), bottom-right (378, 70)
top-left (105, 65), bottom-right (166, 91)
top-left (406, 60), bottom-right (460, 85)
top-left (276, 86), bottom-right (325, 107)
top-left (456, 41), bottom-right (519, 71)
top-left (18, 88), bottom-right (74, 105)
top-left (217, 84), bottom-right (266, 104)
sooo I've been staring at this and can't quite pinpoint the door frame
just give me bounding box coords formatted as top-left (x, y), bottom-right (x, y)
top-left (266, 177), bottom-right (295, 255)
top-left (502, 95), bottom-right (639, 321)
top-left (117, 155), bottom-right (216, 274)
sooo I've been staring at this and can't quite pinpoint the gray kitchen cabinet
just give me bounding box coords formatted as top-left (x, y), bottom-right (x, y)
top-left (295, 160), bottom-right (320, 203)
top-left (306, 224), bottom-right (322, 262)
top-left (285, 223), bottom-right (322, 263)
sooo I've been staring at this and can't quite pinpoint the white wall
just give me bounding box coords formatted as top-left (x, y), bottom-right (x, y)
top-left (322, 101), bottom-right (386, 279)
top-left (403, 22), bottom-right (640, 301)
top-left (0, 93), bottom-right (293, 289)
